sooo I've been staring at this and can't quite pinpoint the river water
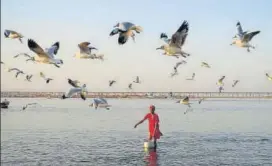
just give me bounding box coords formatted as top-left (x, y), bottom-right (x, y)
top-left (1, 98), bottom-right (272, 166)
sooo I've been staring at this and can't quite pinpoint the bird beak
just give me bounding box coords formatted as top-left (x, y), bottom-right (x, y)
top-left (156, 47), bottom-right (161, 50)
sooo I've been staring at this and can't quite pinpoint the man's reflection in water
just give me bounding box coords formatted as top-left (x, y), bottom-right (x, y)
top-left (144, 148), bottom-right (158, 166)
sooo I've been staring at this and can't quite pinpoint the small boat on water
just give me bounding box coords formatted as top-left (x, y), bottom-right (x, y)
top-left (1, 99), bottom-right (10, 109)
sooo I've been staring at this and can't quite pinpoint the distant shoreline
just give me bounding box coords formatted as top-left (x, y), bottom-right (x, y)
top-left (1, 91), bottom-right (271, 99)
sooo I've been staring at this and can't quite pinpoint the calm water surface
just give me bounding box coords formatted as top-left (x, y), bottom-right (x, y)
top-left (1, 98), bottom-right (272, 166)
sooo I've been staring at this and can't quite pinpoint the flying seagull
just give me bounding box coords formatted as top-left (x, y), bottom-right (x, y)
top-left (176, 96), bottom-right (191, 107)
top-left (74, 42), bottom-right (97, 58)
top-left (109, 80), bottom-right (116, 87)
top-left (14, 53), bottom-right (35, 62)
top-left (22, 103), bottom-right (39, 110)
top-left (8, 68), bottom-right (25, 78)
top-left (176, 96), bottom-right (193, 114)
top-left (89, 98), bottom-right (111, 110)
top-left (25, 74), bottom-right (33, 82)
top-left (133, 76), bottom-right (141, 83)
top-left (157, 20), bottom-right (190, 58)
top-left (201, 62), bottom-right (211, 68)
top-left (62, 84), bottom-right (88, 100)
top-left (266, 73), bottom-right (272, 81)
top-left (230, 21), bottom-right (260, 52)
top-left (4, 30), bottom-right (24, 43)
top-left (217, 76), bottom-right (225, 86)
top-left (40, 72), bottom-right (53, 84)
top-left (110, 22), bottom-right (143, 45)
top-left (232, 80), bottom-right (239, 87)
top-left (198, 98), bottom-right (205, 104)
top-left (27, 39), bottom-right (63, 68)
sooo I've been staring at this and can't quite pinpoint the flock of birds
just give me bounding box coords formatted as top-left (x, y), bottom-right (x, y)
top-left (1, 21), bottom-right (272, 113)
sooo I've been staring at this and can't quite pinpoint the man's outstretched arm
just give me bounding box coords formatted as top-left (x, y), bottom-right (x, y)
top-left (134, 117), bottom-right (147, 128)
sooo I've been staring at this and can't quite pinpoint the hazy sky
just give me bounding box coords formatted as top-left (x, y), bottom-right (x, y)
top-left (1, 0), bottom-right (272, 92)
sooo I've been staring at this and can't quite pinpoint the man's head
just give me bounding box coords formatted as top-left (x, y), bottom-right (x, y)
top-left (149, 105), bottom-right (155, 114)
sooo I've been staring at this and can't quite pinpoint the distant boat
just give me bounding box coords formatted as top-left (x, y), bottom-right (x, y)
top-left (1, 99), bottom-right (10, 109)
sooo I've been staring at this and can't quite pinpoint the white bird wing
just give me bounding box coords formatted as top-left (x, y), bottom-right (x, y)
top-left (169, 21), bottom-right (189, 48)
top-left (236, 22), bottom-right (244, 37)
top-left (28, 39), bottom-right (49, 58)
top-left (5, 30), bottom-right (20, 36)
top-left (98, 98), bottom-right (108, 104)
top-left (118, 22), bottom-right (135, 31)
top-left (45, 42), bottom-right (60, 58)
top-left (242, 31), bottom-right (260, 42)
top-left (66, 87), bottom-right (82, 97)
top-left (93, 98), bottom-right (101, 105)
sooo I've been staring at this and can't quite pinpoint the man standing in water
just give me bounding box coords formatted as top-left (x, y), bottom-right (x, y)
top-left (134, 105), bottom-right (163, 148)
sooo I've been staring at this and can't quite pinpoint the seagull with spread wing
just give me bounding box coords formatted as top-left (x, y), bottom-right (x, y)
top-left (109, 80), bottom-right (116, 87)
top-left (171, 60), bottom-right (187, 77)
top-left (74, 42), bottom-right (98, 59)
top-left (266, 73), bottom-right (272, 81)
top-left (62, 84), bottom-right (88, 100)
top-left (217, 76), bottom-right (225, 86)
top-left (201, 62), bottom-right (211, 68)
top-left (8, 68), bottom-right (25, 78)
top-left (89, 98), bottom-right (111, 110)
top-left (230, 21), bottom-right (260, 52)
top-left (198, 98), bottom-right (205, 104)
top-left (14, 53), bottom-right (35, 62)
top-left (4, 30), bottom-right (24, 43)
top-left (157, 21), bottom-right (190, 58)
top-left (176, 96), bottom-right (193, 114)
top-left (40, 72), bottom-right (53, 84)
top-left (232, 80), bottom-right (239, 87)
top-left (109, 22), bottom-right (143, 45)
top-left (25, 74), bottom-right (33, 82)
top-left (22, 103), bottom-right (39, 110)
top-left (27, 39), bottom-right (63, 68)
